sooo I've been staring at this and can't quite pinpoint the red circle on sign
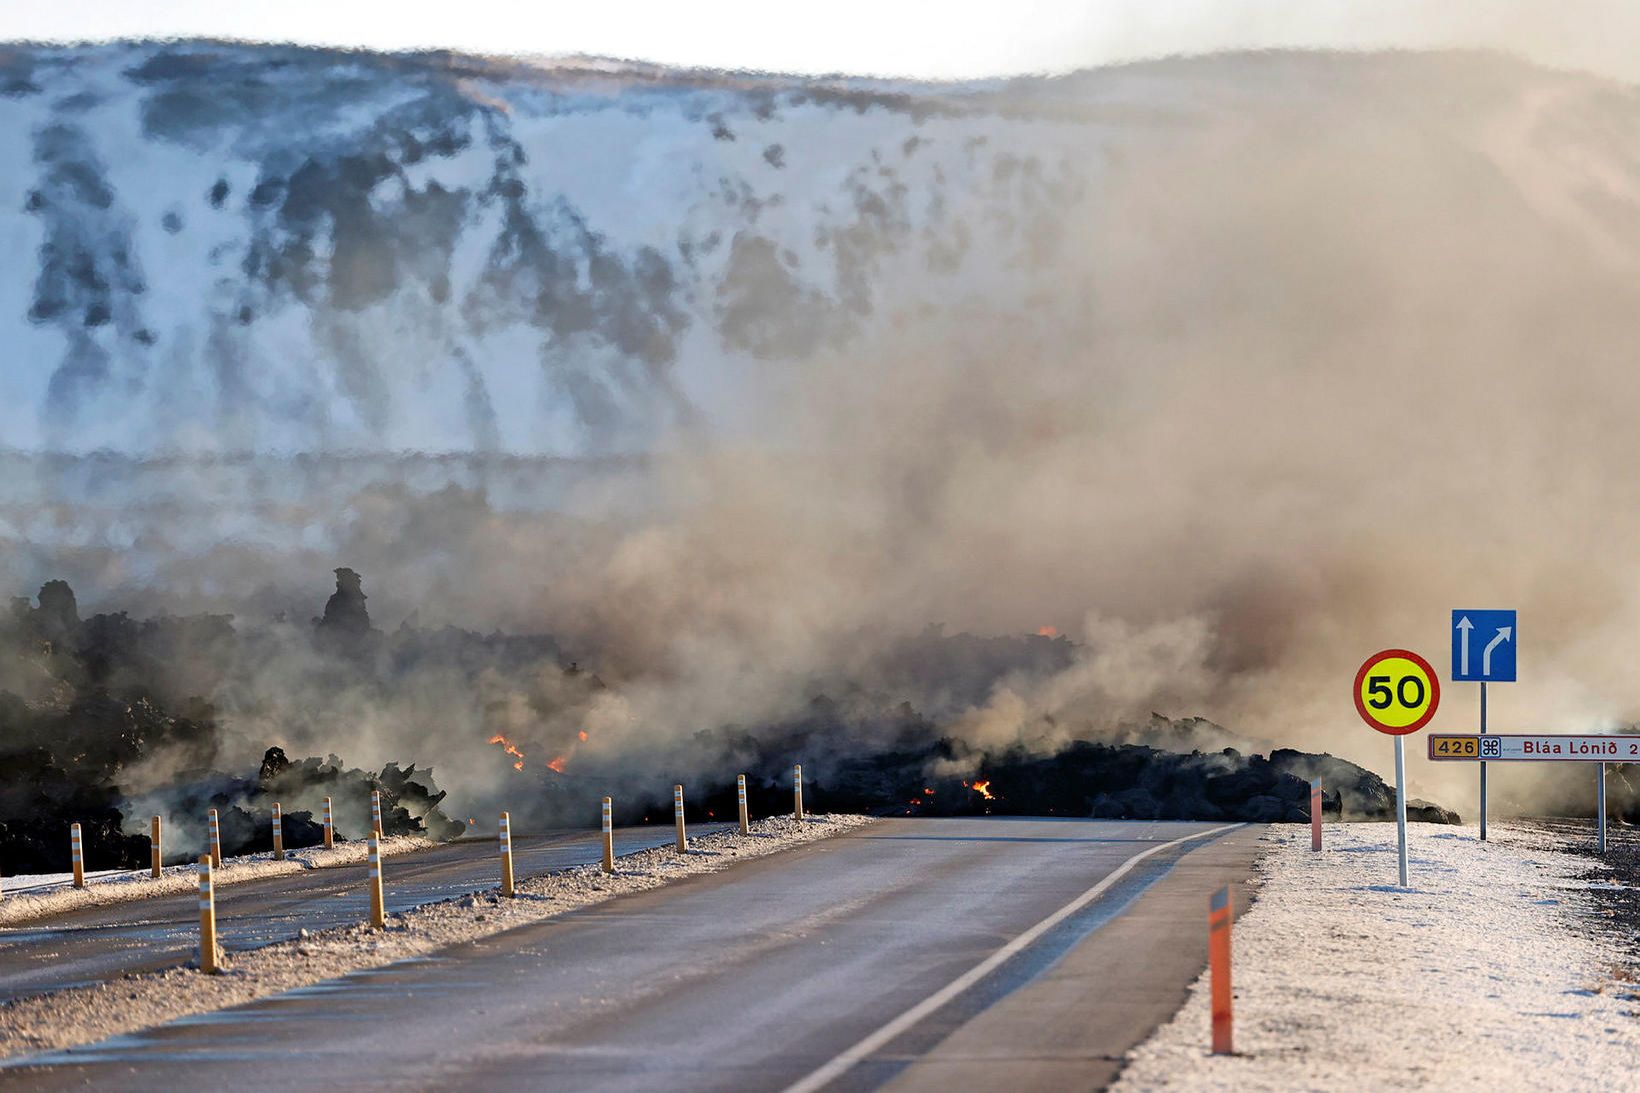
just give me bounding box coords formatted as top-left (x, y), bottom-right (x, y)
top-left (1353, 648), bottom-right (1441, 735)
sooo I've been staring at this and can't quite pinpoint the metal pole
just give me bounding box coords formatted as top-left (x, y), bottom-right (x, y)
top-left (1597, 763), bottom-right (1607, 854)
top-left (1394, 735), bottom-right (1409, 888)
top-left (1479, 681), bottom-right (1488, 841)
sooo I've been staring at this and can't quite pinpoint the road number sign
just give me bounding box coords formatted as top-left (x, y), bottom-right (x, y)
top-left (1427, 734), bottom-right (1640, 761)
top-left (1430, 735), bottom-right (1479, 758)
top-left (1353, 649), bottom-right (1440, 735)
top-left (1451, 610), bottom-right (1515, 682)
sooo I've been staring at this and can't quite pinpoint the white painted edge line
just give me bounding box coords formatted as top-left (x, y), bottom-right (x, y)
top-left (780, 821), bottom-right (1248, 1093)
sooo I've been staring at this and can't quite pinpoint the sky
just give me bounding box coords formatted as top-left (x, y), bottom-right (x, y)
top-left (3, 0), bottom-right (1636, 83)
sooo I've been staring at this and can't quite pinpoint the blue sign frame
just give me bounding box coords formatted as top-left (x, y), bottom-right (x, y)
top-left (1451, 610), bottom-right (1516, 682)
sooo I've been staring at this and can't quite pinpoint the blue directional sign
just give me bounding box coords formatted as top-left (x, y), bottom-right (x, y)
top-left (1451, 610), bottom-right (1516, 682)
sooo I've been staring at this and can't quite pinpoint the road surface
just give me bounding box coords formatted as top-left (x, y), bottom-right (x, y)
top-left (0, 824), bottom-right (730, 1004)
top-left (2, 817), bottom-right (1261, 1092)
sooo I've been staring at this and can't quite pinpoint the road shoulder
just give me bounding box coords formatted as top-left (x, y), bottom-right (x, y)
top-left (1113, 822), bottom-right (1640, 1091)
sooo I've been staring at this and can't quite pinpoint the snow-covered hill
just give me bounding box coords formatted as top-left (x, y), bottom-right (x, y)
top-left (6, 42), bottom-right (1637, 457)
top-left (1, 41), bottom-right (1091, 454)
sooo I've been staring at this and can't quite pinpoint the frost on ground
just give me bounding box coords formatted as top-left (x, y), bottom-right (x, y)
top-left (1115, 822), bottom-right (1640, 1091)
top-left (0, 836), bottom-right (429, 928)
top-left (0, 813), bottom-right (872, 1060)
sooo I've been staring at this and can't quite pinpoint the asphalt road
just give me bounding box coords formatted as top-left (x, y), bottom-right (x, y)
top-left (0, 824), bottom-right (730, 1004)
top-left (3, 817), bottom-right (1262, 1092)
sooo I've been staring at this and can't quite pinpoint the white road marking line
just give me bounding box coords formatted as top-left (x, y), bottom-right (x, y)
top-left (780, 822), bottom-right (1247, 1093)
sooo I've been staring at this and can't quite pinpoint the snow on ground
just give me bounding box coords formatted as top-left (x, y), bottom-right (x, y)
top-left (0, 813), bottom-right (873, 1059)
top-left (1115, 821), bottom-right (1640, 1091)
top-left (0, 836), bottom-right (429, 928)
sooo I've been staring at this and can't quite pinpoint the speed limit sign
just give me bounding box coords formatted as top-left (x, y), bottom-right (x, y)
top-left (1353, 649), bottom-right (1440, 735)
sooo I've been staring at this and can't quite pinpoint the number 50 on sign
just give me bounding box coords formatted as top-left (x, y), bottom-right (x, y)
top-left (1353, 649), bottom-right (1440, 735)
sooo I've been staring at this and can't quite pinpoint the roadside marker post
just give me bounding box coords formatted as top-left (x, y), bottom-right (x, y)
top-left (371, 790), bottom-right (383, 836)
top-left (70, 822), bottom-right (84, 888)
top-left (499, 811), bottom-right (515, 897)
top-left (794, 764), bottom-right (804, 820)
top-left (601, 797), bottom-right (615, 874)
top-left (151, 815), bottom-right (163, 878)
top-left (737, 774), bottom-right (750, 834)
top-left (322, 796), bottom-right (334, 849)
top-left (1354, 648), bottom-right (1440, 888)
top-left (367, 834), bottom-right (386, 929)
top-left (674, 785), bottom-right (688, 852)
top-left (1209, 885), bottom-right (1233, 1055)
top-left (271, 802), bottom-right (285, 861)
top-left (197, 855), bottom-right (219, 973)
top-left (1309, 780), bottom-right (1322, 852)
top-left (1452, 610), bottom-right (1516, 842)
top-left (208, 807), bottom-right (222, 868)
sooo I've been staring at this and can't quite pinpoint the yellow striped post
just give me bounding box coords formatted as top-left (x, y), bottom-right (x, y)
top-left (794, 764), bottom-right (804, 820)
top-left (371, 790), bottom-right (383, 837)
top-left (601, 797), bottom-right (615, 874)
top-left (737, 774), bottom-right (750, 835)
top-left (197, 854), bottom-right (219, 973)
top-left (499, 811), bottom-right (515, 897)
top-left (367, 834), bottom-right (385, 928)
top-left (207, 807), bottom-right (222, 868)
top-left (271, 802), bottom-right (285, 861)
top-left (150, 815), bottom-right (162, 878)
top-left (70, 822), bottom-right (85, 888)
top-left (673, 784), bottom-right (687, 852)
top-left (322, 796), bottom-right (334, 849)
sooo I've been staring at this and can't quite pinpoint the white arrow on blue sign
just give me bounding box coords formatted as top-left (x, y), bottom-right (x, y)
top-left (1452, 610), bottom-right (1516, 682)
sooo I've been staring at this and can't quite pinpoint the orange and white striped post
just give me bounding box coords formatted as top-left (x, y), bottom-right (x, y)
top-left (70, 822), bottom-right (85, 888)
top-left (322, 796), bottom-right (334, 849)
top-left (499, 811), bottom-right (515, 897)
top-left (1310, 779), bottom-right (1323, 852)
top-left (673, 785), bottom-right (688, 852)
top-left (371, 790), bottom-right (383, 836)
top-left (150, 815), bottom-right (163, 878)
top-left (793, 764), bottom-right (804, 820)
top-left (737, 774), bottom-right (750, 835)
top-left (367, 834), bottom-right (386, 929)
top-left (601, 797), bottom-right (615, 874)
top-left (271, 802), bottom-right (285, 861)
top-left (1209, 885), bottom-right (1234, 1055)
top-left (197, 854), bottom-right (219, 973)
top-left (207, 807), bottom-right (222, 868)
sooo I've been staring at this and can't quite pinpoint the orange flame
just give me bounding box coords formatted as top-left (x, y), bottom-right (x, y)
top-left (546, 756), bottom-right (568, 774)
top-left (971, 780), bottom-right (994, 800)
top-left (578, 730), bottom-right (589, 742)
top-left (489, 733), bottom-right (527, 772)
top-left (1037, 626), bottom-right (1059, 637)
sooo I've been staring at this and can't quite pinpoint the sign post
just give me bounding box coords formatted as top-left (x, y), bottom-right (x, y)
top-left (1452, 610), bottom-right (1515, 841)
top-left (1354, 649), bottom-right (1440, 888)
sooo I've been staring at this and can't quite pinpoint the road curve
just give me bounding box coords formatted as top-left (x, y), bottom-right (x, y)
top-left (0, 824), bottom-right (731, 1004)
top-left (2, 817), bottom-right (1262, 1092)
